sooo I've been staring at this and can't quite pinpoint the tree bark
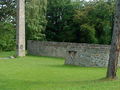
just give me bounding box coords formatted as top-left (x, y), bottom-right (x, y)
top-left (16, 0), bottom-right (26, 56)
top-left (106, 0), bottom-right (120, 79)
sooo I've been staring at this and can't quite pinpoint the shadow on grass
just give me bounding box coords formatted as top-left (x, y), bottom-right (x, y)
top-left (0, 77), bottom-right (111, 87)
top-left (47, 64), bottom-right (106, 69)
top-left (0, 75), bottom-right (118, 90)
top-left (27, 54), bottom-right (64, 60)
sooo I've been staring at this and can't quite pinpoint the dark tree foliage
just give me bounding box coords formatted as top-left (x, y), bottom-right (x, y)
top-left (0, 0), bottom-right (16, 51)
top-left (46, 0), bottom-right (115, 44)
top-left (46, 0), bottom-right (73, 41)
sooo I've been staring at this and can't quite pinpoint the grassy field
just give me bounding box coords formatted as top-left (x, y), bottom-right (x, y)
top-left (0, 52), bottom-right (120, 90)
top-left (0, 51), bottom-right (15, 58)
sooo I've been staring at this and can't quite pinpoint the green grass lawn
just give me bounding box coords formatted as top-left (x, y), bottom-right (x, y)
top-left (0, 52), bottom-right (120, 90)
top-left (0, 51), bottom-right (15, 58)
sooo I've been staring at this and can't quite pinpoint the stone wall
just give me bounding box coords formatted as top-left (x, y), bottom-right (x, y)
top-left (27, 40), bottom-right (120, 67)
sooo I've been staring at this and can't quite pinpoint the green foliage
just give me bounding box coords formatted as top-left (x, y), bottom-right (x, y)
top-left (0, 0), bottom-right (16, 51)
top-left (0, 0), bottom-right (116, 51)
top-left (79, 24), bottom-right (98, 43)
top-left (0, 0), bottom-right (16, 23)
top-left (25, 0), bottom-right (47, 40)
top-left (73, 0), bottom-right (114, 44)
top-left (46, 0), bottom-right (73, 41)
top-left (0, 0), bottom-right (48, 51)
top-left (46, 0), bottom-right (115, 44)
top-left (0, 22), bottom-right (15, 51)
top-left (58, 25), bottom-right (77, 42)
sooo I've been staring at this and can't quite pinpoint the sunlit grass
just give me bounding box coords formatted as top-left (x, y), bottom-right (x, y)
top-left (0, 52), bottom-right (120, 90)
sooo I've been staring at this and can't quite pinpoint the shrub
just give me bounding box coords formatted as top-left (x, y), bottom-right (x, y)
top-left (0, 22), bottom-right (15, 51)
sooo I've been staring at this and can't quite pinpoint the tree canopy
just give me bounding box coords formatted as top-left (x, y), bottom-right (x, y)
top-left (0, 0), bottom-right (115, 51)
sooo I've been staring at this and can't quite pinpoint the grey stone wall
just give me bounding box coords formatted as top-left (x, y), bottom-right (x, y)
top-left (27, 40), bottom-right (120, 67)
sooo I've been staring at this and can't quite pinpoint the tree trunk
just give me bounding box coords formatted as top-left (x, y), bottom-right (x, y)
top-left (106, 0), bottom-right (120, 79)
top-left (16, 0), bottom-right (26, 56)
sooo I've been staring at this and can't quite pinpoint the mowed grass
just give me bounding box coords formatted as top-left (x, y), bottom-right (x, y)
top-left (0, 51), bottom-right (15, 58)
top-left (0, 52), bottom-right (120, 90)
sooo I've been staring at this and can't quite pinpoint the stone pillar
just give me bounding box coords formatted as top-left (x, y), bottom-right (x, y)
top-left (16, 0), bottom-right (25, 56)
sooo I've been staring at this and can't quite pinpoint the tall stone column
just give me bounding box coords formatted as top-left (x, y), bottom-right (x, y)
top-left (16, 0), bottom-right (26, 56)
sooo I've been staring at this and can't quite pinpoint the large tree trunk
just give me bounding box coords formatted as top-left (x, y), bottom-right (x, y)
top-left (106, 0), bottom-right (120, 79)
top-left (16, 0), bottom-right (26, 56)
